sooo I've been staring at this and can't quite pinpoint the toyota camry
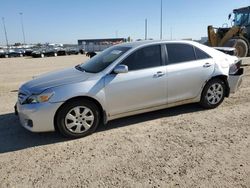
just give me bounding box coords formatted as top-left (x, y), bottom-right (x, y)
top-left (15, 40), bottom-right (244, 138)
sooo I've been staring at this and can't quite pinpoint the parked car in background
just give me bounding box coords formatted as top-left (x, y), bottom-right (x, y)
top-left (6, 49), bottom-right (24, 58)
top-left (79, 48), bottom-right (85, 54)
top-left (44, 48), bottom-right (59, 57)
top-left (31, 48), bottom-right (46, 58)
top-left (24, 49), bottom-right (34, 56)
top-left (0, 49), bottom-right (8, 58)
top-left (66, 48), bottom-right (79, 55)
top-left (57, 48), bottom-right (67, 56)
top-left (15, 40), bottom-right (244, 138)
top-left (31, 48), bottom-right (58, 58)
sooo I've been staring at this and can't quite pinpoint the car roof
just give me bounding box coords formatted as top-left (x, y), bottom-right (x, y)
top-left (117, 40), bottom-right (200, 48)
top-left (116, 40), bottom-right (229, 60)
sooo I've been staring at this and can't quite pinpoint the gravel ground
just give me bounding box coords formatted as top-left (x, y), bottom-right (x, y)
top-left (0, 55), bottom-right (249, 188)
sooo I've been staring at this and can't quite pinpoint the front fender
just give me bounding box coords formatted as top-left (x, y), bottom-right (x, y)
top-left (49, 78), bottom-right (106, 110)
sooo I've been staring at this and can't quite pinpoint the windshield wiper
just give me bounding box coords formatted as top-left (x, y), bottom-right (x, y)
top-left (75, 65), bottom-right (85, 72)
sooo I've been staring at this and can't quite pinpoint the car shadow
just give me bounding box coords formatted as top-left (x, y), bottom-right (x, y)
top-left (0, 113), bottom-right (68, 154)
top-left (0, 103), bottom-right (204, 154)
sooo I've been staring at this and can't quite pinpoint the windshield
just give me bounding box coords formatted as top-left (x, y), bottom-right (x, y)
top-left (79, 46), bottom-right (131, 73)
top-left (234, 12), bottom-right (250, 26)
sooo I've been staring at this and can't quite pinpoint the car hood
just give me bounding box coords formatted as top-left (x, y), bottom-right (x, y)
top-left (20, 67), bottom-right (92, 94)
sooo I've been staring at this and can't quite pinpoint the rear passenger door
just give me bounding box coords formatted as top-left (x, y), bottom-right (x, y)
top-left (166, 43), bottom-right (215, 104)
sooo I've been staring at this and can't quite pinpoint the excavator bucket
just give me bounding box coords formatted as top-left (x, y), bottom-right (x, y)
top-left (207, 25), bottom-right (218, 47)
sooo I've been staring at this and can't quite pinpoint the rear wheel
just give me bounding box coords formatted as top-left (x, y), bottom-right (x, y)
top-left (234, 39), bottom-right (248, 57)
top-left (56, 99), bottom-right (100, 138)
top-left (200, 79), bottom-right (226, 109)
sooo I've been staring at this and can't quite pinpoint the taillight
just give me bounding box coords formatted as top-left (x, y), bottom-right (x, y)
top-left (235, 60), bottom-right (242, 69)
top-left (229, 60), bottom-right (242, 75)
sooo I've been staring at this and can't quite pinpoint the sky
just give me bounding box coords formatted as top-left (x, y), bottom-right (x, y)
top-left (0, 0), bottom-right (249, 45)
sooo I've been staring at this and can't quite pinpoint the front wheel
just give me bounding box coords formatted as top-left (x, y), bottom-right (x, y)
top-left (200, 79), bottom-right (226, 109)
top-left (56, 99), bottom-right (100, 138)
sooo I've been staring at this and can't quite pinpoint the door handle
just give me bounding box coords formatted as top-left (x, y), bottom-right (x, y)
top-left (154, 71), bottom-right (165, 77)
top-left (203, 63), bottom-right (212, 68)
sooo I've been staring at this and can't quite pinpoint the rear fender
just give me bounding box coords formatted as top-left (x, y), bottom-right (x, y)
top-left (204, 75), bottom-right (230, 97)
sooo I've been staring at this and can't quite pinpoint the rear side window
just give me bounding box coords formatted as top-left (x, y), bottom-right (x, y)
top-left (122, 45), bottom-right (162, 71)
top-left (166, 43), bottom-right (196, 64)
top-left (194, 47), bottom-right (211, 60)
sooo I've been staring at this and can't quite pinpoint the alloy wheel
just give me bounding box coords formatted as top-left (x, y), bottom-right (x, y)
top-left (65, 106), bottom-right (95, 134)
top-left (206, 83), bottom-right (224, 105)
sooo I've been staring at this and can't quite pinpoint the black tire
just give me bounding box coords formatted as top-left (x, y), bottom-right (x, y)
top-left (200, 78), bottom-right (226, 109)
top-left (234, 39), bottom-right (248, 57)
top-left (56, 99), bottom-right (100, 138)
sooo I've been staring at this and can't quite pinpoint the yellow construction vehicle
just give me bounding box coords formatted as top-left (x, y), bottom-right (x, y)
top-left (208, 6), bottom-right (250, 57)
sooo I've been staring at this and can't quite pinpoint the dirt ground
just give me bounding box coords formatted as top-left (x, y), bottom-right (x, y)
top-left (0, 55), bottom-right (249, 188)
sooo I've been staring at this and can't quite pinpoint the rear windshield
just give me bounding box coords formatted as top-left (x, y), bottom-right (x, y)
top-left (79, 46), bottom-right (131, 73)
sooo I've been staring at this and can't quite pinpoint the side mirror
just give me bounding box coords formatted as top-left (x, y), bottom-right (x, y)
top-left (113, 64), bottom-right (128, 74)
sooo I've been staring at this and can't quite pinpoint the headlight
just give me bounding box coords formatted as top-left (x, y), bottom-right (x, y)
top-left (25, 92), bottom-right (54, 104)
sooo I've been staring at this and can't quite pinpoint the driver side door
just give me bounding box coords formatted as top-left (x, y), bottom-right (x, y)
top-left (104, 45), bottom-right (167, 116)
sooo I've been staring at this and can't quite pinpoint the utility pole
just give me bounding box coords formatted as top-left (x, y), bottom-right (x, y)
top-left (145, 18), bottom-right (148, 40)
top-left (2, 17), bottom-right (9, 47)
top-left (170, 27), bottom-right (173, 40)
top-left (19, 12), bottom-right (26, 44)
top-left (160, 0), bottom-right (163, 40)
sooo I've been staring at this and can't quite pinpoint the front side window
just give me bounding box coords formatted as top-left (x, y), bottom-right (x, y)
top-left (166, 43), bottom-right (196, 64)
top-left (79, 46), bottom-right (131, 73)
top-left (122, 45), bottom-right (162, 71)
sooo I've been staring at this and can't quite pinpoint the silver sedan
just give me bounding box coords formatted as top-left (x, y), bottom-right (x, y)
top-left (15, 40), bottom-right (244, 138)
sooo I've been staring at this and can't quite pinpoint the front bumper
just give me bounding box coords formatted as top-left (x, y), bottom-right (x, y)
top-left (15, 101), bottom-right (63, 132)
top-left (228, 68), bottom-right (244, 93)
